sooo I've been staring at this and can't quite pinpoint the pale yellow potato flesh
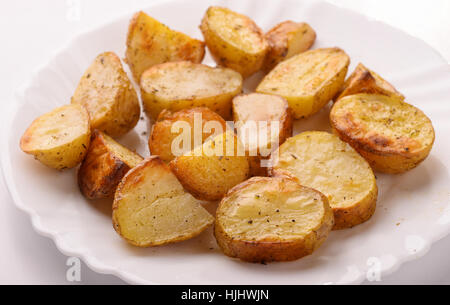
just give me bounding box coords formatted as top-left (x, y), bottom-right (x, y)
top-left (215, 176), bottom-right (334, 262)
top-left (257, 48), bottom-right (350, 119)
top-left (125, 11), bottom-right (205, 83)
top-left (71, 52), bottom-right (140, 137)
top-left (141, 61), bottom-right (243, 120)
top-left (20, 104), bottom-right (90, 170)
top-left (330, 94), bottom-right (435, 174)
top-left (200, 6), bottom-right (269, 78)
top-left (112, 157), bottom-right (214, 247)
top-left (271, 131), bottom-right (377, 229)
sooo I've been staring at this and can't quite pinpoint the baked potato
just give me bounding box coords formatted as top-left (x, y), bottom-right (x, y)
top-left (256, 48), bottom-right (350, 119)
top-left (71, 52), bottom-right (140, 138)
top-left (200, 6), bottom-right (269, 78)
top-left (78, 130), bottom-right (144, 199)
top-left (330, 94), bottom-right (435, 174)
top-left (126, 11), bottom-right (205, 82)
top-left (149, 107), bottom-right (228, 162)
top-left (20, 104), bottom-right (90, 170)
top-left (141, 61), bottom-right (243, 120)
top-left (215, 176), bottom-right (334, 263)
top-left (264, 21), bottom-right (316, 72)
top-left (112, 156), bottom-right (214, 247)
top-left (232, 93), bottom-right (293, 176)
top-left (169, 131), bottom-right (250, 201)
top-left (271, 131), bottom-right (378, 230)
top-left (334, 63), bottom-right (405, 102)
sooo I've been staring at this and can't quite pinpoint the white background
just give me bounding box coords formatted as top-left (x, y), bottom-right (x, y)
top-left (0, 0), bottom-right (449, 285)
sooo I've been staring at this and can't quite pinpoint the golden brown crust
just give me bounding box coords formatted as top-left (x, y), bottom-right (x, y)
top-left (330, 94), bottom-right (435, 174)
top-left (78, 130), bottom-right (143, 199)
top-left (214, 177), bottom-right (334, 262)
top-left (334, 63), bottom-right (405, 102)
top-left (149, 107), bottom-right (228, 162)
top-left (200, 6), bottom-right (268, 78)
top-left (126, 11), bottom-right (205, 83)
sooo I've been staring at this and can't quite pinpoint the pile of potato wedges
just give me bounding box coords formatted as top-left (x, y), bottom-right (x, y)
top-left (20, 6), bottom-right (435, 263)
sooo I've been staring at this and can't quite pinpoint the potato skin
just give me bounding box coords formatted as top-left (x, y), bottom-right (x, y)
top-left (270, 131), bottom-right (378, 230)
top-left (257, 48), bottom-right (350, 119)
top-left (140, 61), bottom-right (243, 120)
top-left (334, 63), bottom-right (405, 102)
top-left (112, 156), bottom-right (214, 247)
top-left (232, 93), bottom-right (293, 176)
top-left (169, 131), bottom-right (250, 201)
top-left (200, 6), bottom-right (269, 78)
top-left (126, 11), bottom-right (205, 83)
top-left (78, 130), bottom-right (143, 199)
top-left (330, 94), bottom-right (435, 174)
top-left (264, 21), bottom-right (316, 72)
top-left (215, 177), bottom-right (334, 263)
top-left (71, 52), bottom-right (140, 138)
top-left (20, 104), bottom-right (90, 170)
top-left (149, 107), bottom-right (228, 162)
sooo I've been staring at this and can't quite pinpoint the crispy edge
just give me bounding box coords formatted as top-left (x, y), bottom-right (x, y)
top-left (78, 130), bottom-right (140, 199)
top-left (214, 177), bottom-right (334, 263)
top-left (330, 96), bottom-right (435, 174)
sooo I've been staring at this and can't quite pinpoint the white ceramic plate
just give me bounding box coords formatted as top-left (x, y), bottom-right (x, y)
top-left (3, 0), bottom-right (450, 285)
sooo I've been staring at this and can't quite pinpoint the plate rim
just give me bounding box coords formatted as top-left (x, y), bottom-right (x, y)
top-left (2, 0), bottom-right (450, 285)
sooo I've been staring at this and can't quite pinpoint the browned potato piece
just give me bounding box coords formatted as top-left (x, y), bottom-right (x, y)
top-left (140, 61), bottom-right (243, 120)
top-left (169, 131), bottom-right (250, 201)
top-left (257, 48), bottom-right (350, 119)
top-left (149, 107), bottom-right (228, 162)
top-left (71, 52), bottom-right (140, 138)
top-left (112, 156), bottom-right (214, 247)
top-left (264, 21), bottom-right (316, 71)
top-left (232, 93), bottom-right (293, 176)
top-left (78, 130), bottom-right (143, 199)
top-left (215, 176), bottom-right (334, 263)
top-left (271, 131), bottom-right (378, 230)
top-left (200, 6), bottom-right (269, 78)
top-left (330, 94), bottom-right (435, 174)
top-left (20, 104), bottom-right (90, 170)
top-left (335, 63), bottom-right (405, 102)
top-left (126, 11), bottom-right (205, 83)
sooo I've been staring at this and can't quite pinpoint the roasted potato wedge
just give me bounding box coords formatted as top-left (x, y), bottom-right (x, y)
top-left (271, 131), bottom-right (378, 230)
top-left (126, 11), bottom-right (205, 82)
top-left (112, 156), bottom-right (214, 247)
top-left (215, 176), bottom-right (334, 263)
top-left (20, 104), bottom-right (90, 170)
top-left (264, 21), bottom-right (316, 72)
top-left (78, 130), bottom-right (143, 199)
top-left (141, 61), bottom-right (243, 120)
top-left (335, 63), bottom-right (405, 102)
top-left (330, 94), bottom-right (435, 174)
top-left (71, 52), bottom-right (140, 138)
top-left (233, 93), bottom-right (293, 176)
top-left (200, 6), bottom-right (269, 78)
top-left (170, 131), bottom-right (250, 201)
top-left (256, 48), bottom-right (350, 119)
top-left (149, 107), bottom-right (228, 162)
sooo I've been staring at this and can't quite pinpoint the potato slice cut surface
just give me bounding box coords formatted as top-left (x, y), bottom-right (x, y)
top-left (271, 131), bottom-right (377, 229)
top-left (20, 104), bottom-right (90, 170)
top-left (257, 48), bottom-right (350, 119)
top-left (71, 52), bottom-right (140, 137)
top-left (141, 61), bottom-right (243, 120)
top-left (215, 176), bottom-right (334, 262)
top-left (330, 94), bottom-right (435, 173)
top-left (112, 157), bottom-right (214, 247)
